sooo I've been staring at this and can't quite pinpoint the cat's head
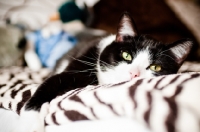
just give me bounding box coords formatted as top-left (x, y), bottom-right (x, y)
top-left (97, 12), bottom-right (193, 84)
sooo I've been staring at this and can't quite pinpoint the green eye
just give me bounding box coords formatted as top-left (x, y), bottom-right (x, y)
top-left (149, 64), bottom-right (161, 72)
top-left (122, 52), bottom-right (132, 61)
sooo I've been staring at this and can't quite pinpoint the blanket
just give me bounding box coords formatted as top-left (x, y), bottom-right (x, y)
top-left (0, 64), bottom-right (200, 132)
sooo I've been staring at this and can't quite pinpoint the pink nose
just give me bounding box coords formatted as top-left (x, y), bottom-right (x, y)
top-left (130, 71), bottom-right (140, 78)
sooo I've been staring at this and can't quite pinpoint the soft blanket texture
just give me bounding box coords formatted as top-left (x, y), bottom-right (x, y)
top-left (0, 66), bottom-right (200, 132)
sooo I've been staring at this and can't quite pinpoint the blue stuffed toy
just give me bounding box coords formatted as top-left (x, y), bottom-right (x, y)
top-left (26, 29), bottom-right (77, 69)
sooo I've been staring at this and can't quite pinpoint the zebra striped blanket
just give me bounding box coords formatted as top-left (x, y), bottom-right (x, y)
top-left (0, 66), bottom-right (200, 132)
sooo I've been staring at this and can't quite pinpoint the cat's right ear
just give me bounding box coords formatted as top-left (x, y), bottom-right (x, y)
top-left (116, 12), bottom-right (138, 42)
top-left (168, 39), bottom-right (194, 65)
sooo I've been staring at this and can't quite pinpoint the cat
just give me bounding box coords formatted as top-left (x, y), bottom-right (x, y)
top-left (25, 12), bottom-right (193, 111)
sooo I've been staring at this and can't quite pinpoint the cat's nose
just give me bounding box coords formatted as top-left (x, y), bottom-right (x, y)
top-left (130, 71), bottom-right (140, 78)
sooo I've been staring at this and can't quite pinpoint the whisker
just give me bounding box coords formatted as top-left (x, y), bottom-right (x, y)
top-left (88, 78), bottom-right (98, 85)
top-left (64, 69), bottom-right (97, 74)
top-left (157, 60), bottom-right (163, 65)
top-left (155, 47), bottom-right (174, 58)
top-left (96, 53), bottom-right (116, 67)
top-left (82, 54), bottom-right (97, 61)
top-left (67, 55), bottom-right (97, 67)
top-left (158, 53), bottom-right (176, 61)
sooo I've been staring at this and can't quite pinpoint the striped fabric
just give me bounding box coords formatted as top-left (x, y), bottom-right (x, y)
top-left (44, 72), bottom-right (200, 132)
top-left (0, 66), bottom-right (200, 132)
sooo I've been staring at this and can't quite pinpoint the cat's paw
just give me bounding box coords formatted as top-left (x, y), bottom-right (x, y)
top-left (13, 110), bottom-right (44, 132)
top-left (13, 103), bottom-right (49, 132)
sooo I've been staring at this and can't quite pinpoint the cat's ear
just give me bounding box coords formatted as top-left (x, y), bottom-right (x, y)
top-left (116, 12), bottom-right (138, 42)
top-left (168, 39), bottom-right (193, 65)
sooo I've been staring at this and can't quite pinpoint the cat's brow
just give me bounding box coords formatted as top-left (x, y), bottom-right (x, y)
top-left (157, 53), bottom-right (176, 61)
top-left (131, 38), bottom-right (137, 48)
top-left (137, 35), bottom-right (143, 45)
top-left (156, 48), bottom-right (173, 58)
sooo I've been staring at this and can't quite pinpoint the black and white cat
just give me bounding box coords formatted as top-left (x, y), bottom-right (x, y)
top-left (12, 12), bottom-right (193, 132)
top-left (25, 12), bottom-right (193, 111)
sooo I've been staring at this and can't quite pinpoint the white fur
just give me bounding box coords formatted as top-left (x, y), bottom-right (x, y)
top-left (98, 35), bottom-right (116, 54)
top-left (97, 49), bottom-right (154, 84)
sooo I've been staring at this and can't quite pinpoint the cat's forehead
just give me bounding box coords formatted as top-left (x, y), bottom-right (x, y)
top-left (140, 37), bottom-right (162, 47)
top-left (98, 35), bottom-right (164, 54)
top-left (125, 35), bottom-right (164, 49)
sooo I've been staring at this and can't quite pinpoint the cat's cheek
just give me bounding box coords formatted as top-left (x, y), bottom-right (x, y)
top-left (100, 74), bottom-right (130, 84)
top-left (97, 70), bottom-right (131, 84)
top-left (115, 74), bottom-right (132, 83)
top-left (143, 70), bottom-right (155, 78)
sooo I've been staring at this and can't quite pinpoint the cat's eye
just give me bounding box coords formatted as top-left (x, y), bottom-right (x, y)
top-left (122, 52), bottom-right (132, 61)
top-left (149, 64), bottom-right (161, 72)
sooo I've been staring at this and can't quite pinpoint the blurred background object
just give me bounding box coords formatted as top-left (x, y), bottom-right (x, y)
top-left (0, 0), bottom-right (102, 69)
top-left (0, 0), bottom-right (199, 68)
top-left (166, 0), bottom-right (200, 57)
top-left (0, 24), bottom-right (24, 67)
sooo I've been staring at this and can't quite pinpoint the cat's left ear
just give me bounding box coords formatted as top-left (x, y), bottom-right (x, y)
top-left (168, 39), bottom-right (193, 65)
top-left (116, 12), bottom-right (138, 42)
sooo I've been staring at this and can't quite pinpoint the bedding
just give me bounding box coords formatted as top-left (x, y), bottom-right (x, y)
top-left (0, 64), bottom-right (200, 132)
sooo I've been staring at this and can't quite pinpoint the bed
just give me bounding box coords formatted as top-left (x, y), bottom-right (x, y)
top-left (0, 63), bottom-right (200, 132)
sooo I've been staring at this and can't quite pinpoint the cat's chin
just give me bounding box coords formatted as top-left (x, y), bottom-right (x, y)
top-left (129, 77), bottom-right (140, 81)
top-left (98, 77), bottom-right (131, 85)
top-left (112, 77), bottom-right (142, 84)
top-left (106, 78), bottom-right (133, 85)
top-left (129, 75), bottom-right (152, 81)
